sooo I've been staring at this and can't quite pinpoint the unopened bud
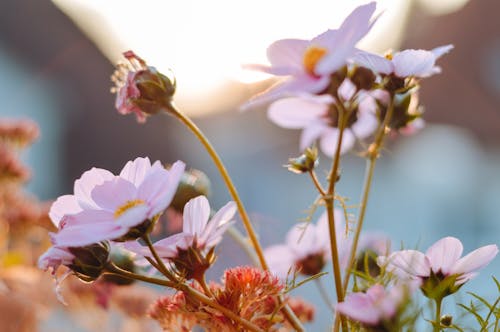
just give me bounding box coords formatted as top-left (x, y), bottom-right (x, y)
top-left (112, 51), bottom-right (176, 123)
top-left (440, 314), bottom-right (453, 327)
top-left (171, 244), bottom-right (216, 282)
top-left (170, 169), bottom-right (211, 212)
top-left (350, 66), bottom-right (376, 90)
top-left (286, 147), bottom-right (319, 174)
top-left (68, 242), bottom-right (110, 282)
top-left (102, 246), bottom-right (136, 285)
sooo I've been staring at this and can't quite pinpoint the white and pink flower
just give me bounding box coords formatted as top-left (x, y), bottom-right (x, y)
top-left (378, 237), bottom-right (498, 290)
top-left (242, 2), bottom-right (378, 109)
top-left (126, 195), bottom-right (236, 259)
top-left (336, 282), bottom-right (417, 327)
top-left (267, 79), bottom-right (378, 156)
top-left (353, 45), bottom-right (453, 78)
top-left (50, 157), bottom-right (185, 247)
top-left (264, 210), bottom-right (350, 279)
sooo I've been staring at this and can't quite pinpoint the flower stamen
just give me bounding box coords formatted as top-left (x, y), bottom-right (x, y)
top-left (303, 46), bottom-right (328, 75)
top-left (114, 199), bottom-right (145, 219)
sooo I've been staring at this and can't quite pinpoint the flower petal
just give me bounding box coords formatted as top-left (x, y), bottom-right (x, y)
top-left (53, 222), bottom-right (124, 247)
top-left (267, 97), bottom-right (328, 129)
top-left (450, 244), bottom-right (498, 276)
top-left (392, 49), bottom-right (436, 78)
top-left (91, 177), bottom-right (138, 212)
top-left (74, 168), bottom-right (114, 209)
top-left (49, 195), bottom-right (82, 228)
top-left (114, 203), bottom-right (149, 227)
top-left (300, 121), bottom-right (327, 151)
top-left (319, 128), bottom-right (355, 156)
top-left (431, 44), bottom-right (454, 59)
top-left (264, 245), bottom-right (296, 279)
top-left (384, 250), bottom-right (430, 278)
top-left (425, 237), bottom-right (463, 275)
top-left (267, 38), bottom-right (309, 69)
top-left (119, 156), bottom-right (152, 187)
top-left (182, 196), bottom-right (211, 236)
top-left (352, 51), bottom-right (393, 75)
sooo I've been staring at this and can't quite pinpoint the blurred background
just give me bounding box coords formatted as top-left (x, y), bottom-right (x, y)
top-left (0, 0), bottom-right (498, 331)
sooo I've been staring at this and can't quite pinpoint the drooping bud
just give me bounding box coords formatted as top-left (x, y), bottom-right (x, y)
top-left (286, 146), bottom-right (319, 174)
top-left (170, 242), bottom-right (216, 282)
top-left (170, 168), bottom-right (211, 213)
top-left (111, 51), bottom-right (176, 123)
top-left (67, 242), bottom-right (110, 282)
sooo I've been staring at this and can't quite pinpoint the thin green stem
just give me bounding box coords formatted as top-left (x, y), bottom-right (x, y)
top-left (342, 98), bottom-right (394, 293)
top-left (324, 107), bottom-right (348, 332)
top-left (309, 170), bottom-right (326, 196)
top-left (434, 298), bottom-right (443, 332)
top-left (166, 105), bottom-right (267, 270)
top-left (142, 234), bottom-right (176, 281)
top-left (198, 275), bottom-right (214, 298)
top-left (165, 105), bottom-right (304, 331)
top-left (104, 262), bottom-right (175, 287)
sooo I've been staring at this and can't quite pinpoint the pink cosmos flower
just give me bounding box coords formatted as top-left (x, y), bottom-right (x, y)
top-left (264, 210), bottom-right (349, 278)
top-left (126, 195), bottom-right (236, 259)
top-left (267, 79), bottom-right (378, 156)
top-left (38, 246), bottom-right (75, 273)
top-left (336, 282), bottom-right (416, 327)
top-left (353, 45), bottom-right (453, 78)
top-left (50, 157), bottom-right (185, 247)
top-left (242, 2), bottom-right (377, 109)
top-left (378, 237), bottom-right (498, 288)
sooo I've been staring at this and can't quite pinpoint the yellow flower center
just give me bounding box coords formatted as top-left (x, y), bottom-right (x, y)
top-left (303, 46), bottom-right (328, 75)
top-left (114, 199), bottom-right (145, 219)
top-left (385, 52), bottom-right (393, 60)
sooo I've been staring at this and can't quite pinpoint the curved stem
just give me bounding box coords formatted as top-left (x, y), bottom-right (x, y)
top-left (166, 105), bottom-right (267, 270)
top-left (165, 105), bottom-right (304, 331)
top-left (142, 234), bottom-right (176, 281)
top-left (309, 170), bottom-right (326, 196)
top-left (198, 275), bottom-right (214, 298)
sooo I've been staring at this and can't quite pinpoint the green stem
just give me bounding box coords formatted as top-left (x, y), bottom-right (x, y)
top-left (104, 262), bottom-right (174, 287)
top-left (342, 98), bottom-right (394, 293)
top-left (324, 108), bottom-right (348, 332)
top-left (165, 105), bottom-right (304, 331)
top-left (434, 298), bottom-right (443, 332)
top-left (309, 170), bottom-right (326, 196)
top-left (142, 234), bottom-right (176, 281)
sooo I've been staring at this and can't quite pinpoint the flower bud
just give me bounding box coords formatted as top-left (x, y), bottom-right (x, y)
top-left (102, 246), bottom-right (136, 285)
top-left (420, 271), bottom-right (461, 300)
top-left (295, 253), bottom-right (325, 276)
top-left (67, 242), bottom-right (110, 282)
top-left (171, 243), bottom-right (216, 282)
top-left (170, 168), bottom-right (211, 213)
top-left (112, 51), bottom-right (176, 123)
top-left (440, 314), bottom-right (453, 327)
top-left (350, 66), bottom-right (376, 91)
top-left (286, 146), bottom-right (319, 174)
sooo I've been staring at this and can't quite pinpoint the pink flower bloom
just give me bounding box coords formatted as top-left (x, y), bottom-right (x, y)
top-left (242, 2), bottom-right (378, 109)
top-left (353, 45), bottom-right (453, 78)
top-left (51, 157), bottom-right (185, 247)
top-left (264, 210), bottom-right (349, 278)
top-left (267, 79), bottom-right (378, 156)
top-left (378, 237), bottom-right (498, 288)
top-left (38, 246), bottom-right (75, 273)
top-left (337, 283), bottom-right (416, 327)
top-left (126, 195), bottom-right (236, 259)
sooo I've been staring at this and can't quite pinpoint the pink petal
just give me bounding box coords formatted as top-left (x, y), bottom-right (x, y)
top-left (91, 177), bottom-right (138, 212)
top-left (114, 204), bottom-right (149, 227)
top-left (264, 245), bottom-right (295, 279)
top-left (201, 201), bottom-right (236, 247)
top-left (138, 160), bottom-right (185, 216)
top-left (286, 222), bottom-right (318, 258)
top-left (61, 209), bottom-right (115, 228)
top-left (425, 237), bottom-right (463, 275)
top-left (337, 292), bottom-right (381, 325)
top-left (300, 121), bottom-right (327, 151)
top-left (450, 244), bottom-right (498, 276)
top-left (338, 79), bottom-right (356, 101)
top-left (119, 156), bottom-right (152, 187)
top-left (74, 168), bottom-right (114, 209)
top-left (53, 222), bottom-right (124, 247)
top-left (431, 44), bottom-right (454, 59)
top-left (267, 38), bottom-right (309, 69)
top-left (182, 196), bottom-right (211, 236)
top-left (351, 109), bottom-right (378, 139)
top-left (385, 250), bottom-right (430, 277)
top-left (352, 51), bottom-right (393, 75)
top-left (319, 128), bottom-right (355, 156)
top-left (49, 195), bottom-right (82, 228)
top-left (156, 233), bottom-right (194, 254)
top-left (392, 49), bottom-right (436, 78)
top-left (267, 97), bottom-right (328, 129)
